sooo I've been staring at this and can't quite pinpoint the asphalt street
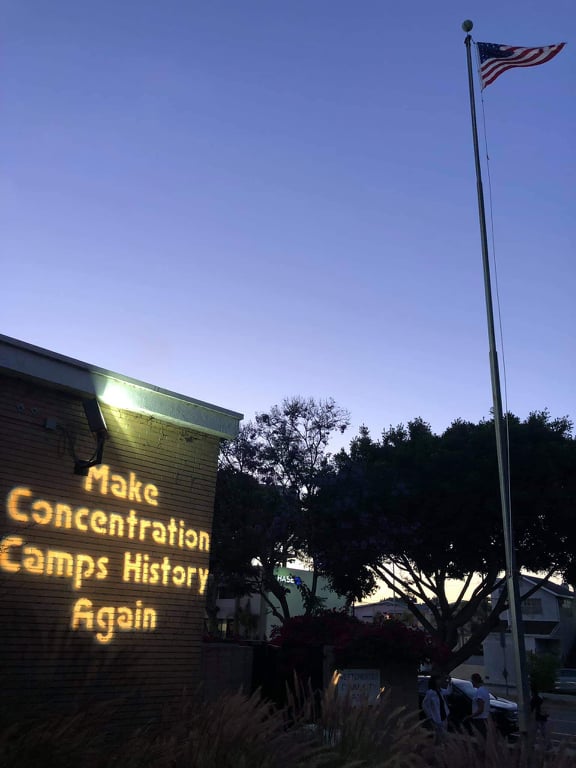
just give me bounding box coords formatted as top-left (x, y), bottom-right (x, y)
top-left (490, 687), bottom-right (576, 748)
top-left (547, 698), bottom-right (576, 748)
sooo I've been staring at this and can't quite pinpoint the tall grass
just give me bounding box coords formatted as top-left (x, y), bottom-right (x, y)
top-left (286, 672), bottom-right (429, 768)
top-left (1, 681), bottom-right (576, 768)
top-left (429, 723), bottom-right (576, 768)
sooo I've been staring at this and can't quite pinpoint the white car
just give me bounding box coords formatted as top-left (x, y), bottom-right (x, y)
top-left (418, 676), bottom-right (518, 737)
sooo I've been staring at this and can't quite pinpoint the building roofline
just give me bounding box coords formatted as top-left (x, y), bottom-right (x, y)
top-left (0, 334), bottom-right (242, 440)
top-left (520, 575), bottom-right (573, 599)
top-left (355, 598), bottom-right (412, 610)
top-left (493, 574), bottom-right (574, 600)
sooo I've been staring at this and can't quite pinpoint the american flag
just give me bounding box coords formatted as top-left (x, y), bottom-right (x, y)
top-left (477, 41), bottom-right (566, 89)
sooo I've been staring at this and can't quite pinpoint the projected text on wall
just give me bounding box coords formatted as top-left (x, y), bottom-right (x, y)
top-left (0, 465), bottom-right (210, 644)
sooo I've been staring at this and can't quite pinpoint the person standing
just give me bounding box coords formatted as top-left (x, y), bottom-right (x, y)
top-left (422, 675), bottom-right (451, 744)
top-left (467, 673), bottom-right (491, 739)
top-left (530, 684), bottom-right (551, 749)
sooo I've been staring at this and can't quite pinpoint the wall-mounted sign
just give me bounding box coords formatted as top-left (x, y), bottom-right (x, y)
top-left (333, 669), bottom-right (383, 707)
top-left (1, 464), bottom-right (211, 644)
top-left (0, 336), bottom-right (242, 725)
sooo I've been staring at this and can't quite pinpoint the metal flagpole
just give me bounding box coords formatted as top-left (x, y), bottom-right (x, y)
top-left (462, 19), bottom-right (530, 734)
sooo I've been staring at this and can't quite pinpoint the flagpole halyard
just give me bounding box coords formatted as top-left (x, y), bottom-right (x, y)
top-left (462, 20), bottom-right (530, 736)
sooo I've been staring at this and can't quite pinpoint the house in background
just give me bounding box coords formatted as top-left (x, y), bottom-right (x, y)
top-left (213, 566), bottom-right (347, 640)
top-left (353, 597), bottom-right (419, 624)
top-left (483, 575), bottom-right (576, 686)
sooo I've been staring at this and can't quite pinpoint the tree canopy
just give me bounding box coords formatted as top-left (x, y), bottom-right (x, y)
top-left (210, 402), bottom-right (575, 668)
top-left (209, 396), bottom-right (350, 625)
top-left (311, 411), bottom-right (576, 670)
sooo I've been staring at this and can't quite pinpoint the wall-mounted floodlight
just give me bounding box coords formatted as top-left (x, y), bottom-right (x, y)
top-left (74, 399), bottom-right (108, 476)
top-left (83, 398), bottom-right (108, 434)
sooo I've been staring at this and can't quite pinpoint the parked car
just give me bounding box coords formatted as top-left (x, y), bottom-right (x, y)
top-left (417, 676), bottom-right (519, 738)
top-left (555, 668), bottom-right (576, 694)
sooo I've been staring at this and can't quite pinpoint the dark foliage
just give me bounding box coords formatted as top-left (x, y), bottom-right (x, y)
top-left (272, 611), bottom-right (448, 683)
top-left (312, 412), bottom-right (576, 671)
top-left (211, 397), bottom-right (350, 622)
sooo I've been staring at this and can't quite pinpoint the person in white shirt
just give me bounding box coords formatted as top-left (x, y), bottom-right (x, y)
top-left (468, 673), bottom-right (490, 739)
top-left (422, 675), bottom-right (451, 744)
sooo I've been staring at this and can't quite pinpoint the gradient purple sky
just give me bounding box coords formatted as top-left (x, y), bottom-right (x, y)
top-left (2, 1), bottom-right (574, 450)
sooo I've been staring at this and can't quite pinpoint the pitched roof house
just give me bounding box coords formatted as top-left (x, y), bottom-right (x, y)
top-left (483, 575), bottom-right (576, 686)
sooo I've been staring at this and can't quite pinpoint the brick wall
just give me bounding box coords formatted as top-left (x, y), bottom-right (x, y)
top-left (0, 374), bottom-right (221, 724)
top-left (201, 643), bottom-right (254, 701)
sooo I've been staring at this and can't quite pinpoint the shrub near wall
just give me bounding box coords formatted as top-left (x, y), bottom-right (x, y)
top-left (0, 373), bottom-right (226, 725)
top-left (271, 611), bottom-right (447, 712)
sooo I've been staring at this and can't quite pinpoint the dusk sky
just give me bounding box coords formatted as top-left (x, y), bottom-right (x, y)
top-left (2, 1), bottom-right (574, 452)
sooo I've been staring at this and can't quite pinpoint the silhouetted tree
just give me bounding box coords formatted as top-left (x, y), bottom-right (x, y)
top-left (312, 411), bottom-right (576, 671)
top-left (210, 396), bottom-right (350, 623)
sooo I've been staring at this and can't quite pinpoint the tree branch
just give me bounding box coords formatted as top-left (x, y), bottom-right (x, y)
top-left (371, 564), bottom-right (438, 635)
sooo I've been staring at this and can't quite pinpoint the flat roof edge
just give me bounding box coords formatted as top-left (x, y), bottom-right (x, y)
top-left (0, 334), bottom-right (242, 440)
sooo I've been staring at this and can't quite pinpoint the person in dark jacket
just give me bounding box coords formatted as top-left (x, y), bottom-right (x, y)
top-left (422, 675), bottom-right (451, 744)
top-left (530, 685), bottom-right (551, 749)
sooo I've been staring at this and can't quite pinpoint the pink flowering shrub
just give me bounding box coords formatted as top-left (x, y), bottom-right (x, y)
top-left (271, 610), bottom-right (448, 675)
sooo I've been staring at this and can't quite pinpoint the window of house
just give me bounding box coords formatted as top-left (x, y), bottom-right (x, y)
top-left (522, 598), bottom-right (543, 615)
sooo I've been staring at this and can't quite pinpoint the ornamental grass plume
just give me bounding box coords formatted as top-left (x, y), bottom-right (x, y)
top-left (422, 722), bottom-right (576, 768)
top-left (4, 670), bottom-right (576, 768)
top-left (318, 685), bottom-right (427, 768)
top-left (0, 688), bottom-right (330, 768)
top-left (0, 710), bottom-right (110, 768)
top-left (286, 672), bottom-right (429, 768)
top-left (159, 688), bottom-right (329, 768)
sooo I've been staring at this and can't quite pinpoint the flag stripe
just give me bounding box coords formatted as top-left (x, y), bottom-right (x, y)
top-left (482, 48), bottom-right (563, 85)
top-left (477, 42), bottom-right (566, 89)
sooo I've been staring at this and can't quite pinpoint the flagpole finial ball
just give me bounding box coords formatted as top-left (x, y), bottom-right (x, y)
top-left (462, 20), bottom-right (474, 33)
